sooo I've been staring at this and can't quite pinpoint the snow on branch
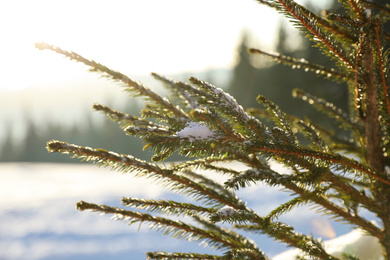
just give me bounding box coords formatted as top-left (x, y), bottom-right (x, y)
top-left (176, 122), bottom-right (218, 141)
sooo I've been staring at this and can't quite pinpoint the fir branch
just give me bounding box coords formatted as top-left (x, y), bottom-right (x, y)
top-left (373, 19), bottom-right (390, 117)
top-left (226, 168), bottom-right (382, 240)
top-left (224, 168), bottom-right (292, 190)
top-left (364, 0), bottom-right (390, 16)
top-left (323, 169), bottom-right (381, 213)
top-left (141, 105), bottom-right (188, 127)
top-left (326, 13), bottom-right (362, 27)
top-left (266, 165), bottom-right (381, 217)
top-left (248, 107), bottom-right (363, 158)
top-left (265, 196), bottom-right (310, 221)
top-left (257, 95), bottom-right (298, 145)
top-left (47, 140), bottom-right (164, 174)
top-left (188, 77), bottom-right (251, 124)
top-left (296, 120), bottom-right (329, 152)
top-left (180, 170), bottom-right (236, 199)
top-left (249, 48), bottom-right (351, 83)
top-left (35, 42), bottom-right (188, 119)
top-left (92, 103), bottom-right (161, 131)
top-left (151, 72), bottom-right (199, 109)
top-left (190, 109), bottom-right (244, 143)
top-left (354, 31), bottom-right (369, 119)
top-left (193, 215), bottom-right (264, 257)
top-left (256, 0), bottom-right (356, 42)
top-left (274, 0), bottom-right (354, 68)
top-left (146, 252), bottom-right (224, 260)
top-left (234, 218), bottom-right (335, 260)
top-left (323, 12), bottom-right (361, 44)
top-left (121, 198), bottom-right (215, 217)
top-left (177, 140), bottom-right (259, 170)
top-left (222, 248), bottom-right (268, 260)
top-left (172, 159), bottom-right (241, 177)
top-left (46, 140), bottom-right (242, 207)
top-left (254, 0), bottom-right (276, 9)
top-left (292, 89), bottom-right (363, 133)
top-left (347, 0), bottom-right (366, 21)
top-left (300, 6), bottom-right (357, 43)
top-left (249, 143), bottom-right (390, 186)
top-left (76, 201), bottom-right (246, 251)
top-left (125, 125), bottom-right (175, 138)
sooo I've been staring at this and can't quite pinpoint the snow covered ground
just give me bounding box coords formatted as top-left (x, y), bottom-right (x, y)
top-left (0, 163), bottom-right (380, 259)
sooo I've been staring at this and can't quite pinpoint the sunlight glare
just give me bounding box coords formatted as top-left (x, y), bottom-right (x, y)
top-left (1, 0), bottom-right (280, 92)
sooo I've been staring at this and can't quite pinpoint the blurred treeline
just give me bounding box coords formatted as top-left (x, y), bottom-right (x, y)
top-left (228, 1), bottom-right (348, 132)
top-left (1, 0), bottom-right (350, 163)
top-left (0, 104), bottom-right (154, 162)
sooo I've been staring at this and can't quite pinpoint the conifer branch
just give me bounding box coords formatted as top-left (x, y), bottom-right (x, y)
top-left (249, 143), bottom-right (390, 186)
top-left (225, 168), bottom-right (382, 239)
top-left (193, 215), bottom-right (264, 256)
top-left (35, 42), bottom-right (188, 119)
top-left (121, 198), bottom-right (215, 217)
top-left (47, 140), bottom-right (164, 173)
top-left (347, 0), bottom-right (366, 21)
top-left (146, 252), bottom-right (224, 260)
top-left (240, 218), bottom-right (335, 259)
top-left (46, 140), bottom-right (242, 207)
top-left (141, 105), bottom-right (187, 127)
top-left (292, 89), bottom-right (363, 133)
top-left (316, 12), bottom-right (357, 43)
top-left (299, 4), bottom-right (357, 42)
top-left (210, 205), bottom-right (334, 259)
top-left (190, 109), bottom-right (244, 143)
top-left (324, 169), bottom-right (381, 213)
top-left (151, 73), bottom-right (199, 110)
top-left (248, 106), bottom-right (362, 156)
top-left (254, 0), bottom-right (276, 9)
top-left (188, 77), bottom-right (251, 124)
top-left (257, 95), bottom-right (298, 145)
top-left (273, 0), bottom-right (354, 68)
top-left (92, 103), bottom-right (160, 130)
top-left (354, 31), bottom-right (368, 119)
top-left (296, 120), bottom-right (329, 152)
top-left (249, 48), bottom-right (351, 83)
top-left (180, 170), bottom-right (237, 200)
top-left (325, 13), bottom-right (362, 27)
top-left (76, 201), bottom-right (249, 251)
top-left (257, 0), bottom-right (357, 42)
top-left (125, 125), bottom-right (175, 138)
top-left (373, 20), bottom-right (390, 117)
top-left (364, 1), bottom-right (390, 16)
top-left (222, 248), bottom-right (268, 260)
top-left (265, 196), bottom-right (309, 221)
top-left (172, 159), bottom-right (241, 177)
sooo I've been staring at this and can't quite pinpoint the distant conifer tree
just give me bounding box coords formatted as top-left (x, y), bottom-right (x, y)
top-left (36, 0), bottom-right (390, 259)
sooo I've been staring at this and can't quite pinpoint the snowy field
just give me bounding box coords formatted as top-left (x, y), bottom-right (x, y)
top-left (0, 162), bottom-right (379, 259)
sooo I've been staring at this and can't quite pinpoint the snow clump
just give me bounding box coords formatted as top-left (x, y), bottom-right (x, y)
top-left (217, 206), bottom-right (235, 217)
top-left (176, 122), bottom-right (216, 141)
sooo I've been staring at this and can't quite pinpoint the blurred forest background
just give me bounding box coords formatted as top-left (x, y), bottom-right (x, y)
top-left (1, 0), bottom-right (351, 163)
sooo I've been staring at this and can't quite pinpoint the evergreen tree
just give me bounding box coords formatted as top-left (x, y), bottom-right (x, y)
top-left (227, 32), bottom-right (259, 109)
top-left (36, 1), bottom-right (390, 259)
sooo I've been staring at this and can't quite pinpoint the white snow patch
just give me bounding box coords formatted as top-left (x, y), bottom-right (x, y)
top-left (272, 228), bottom-right (383, 260)
top-left (0, 163), bottom-right (166, 210)
top-left (217, 206), bottom-right (235, 217)
top-left (176, 122), bottom-right (216, 141)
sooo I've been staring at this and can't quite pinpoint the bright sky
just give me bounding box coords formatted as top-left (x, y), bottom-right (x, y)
top-left (0, 0), bottom-right (282, 92)
top-left (0, 0), bottom-right (332, 91)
